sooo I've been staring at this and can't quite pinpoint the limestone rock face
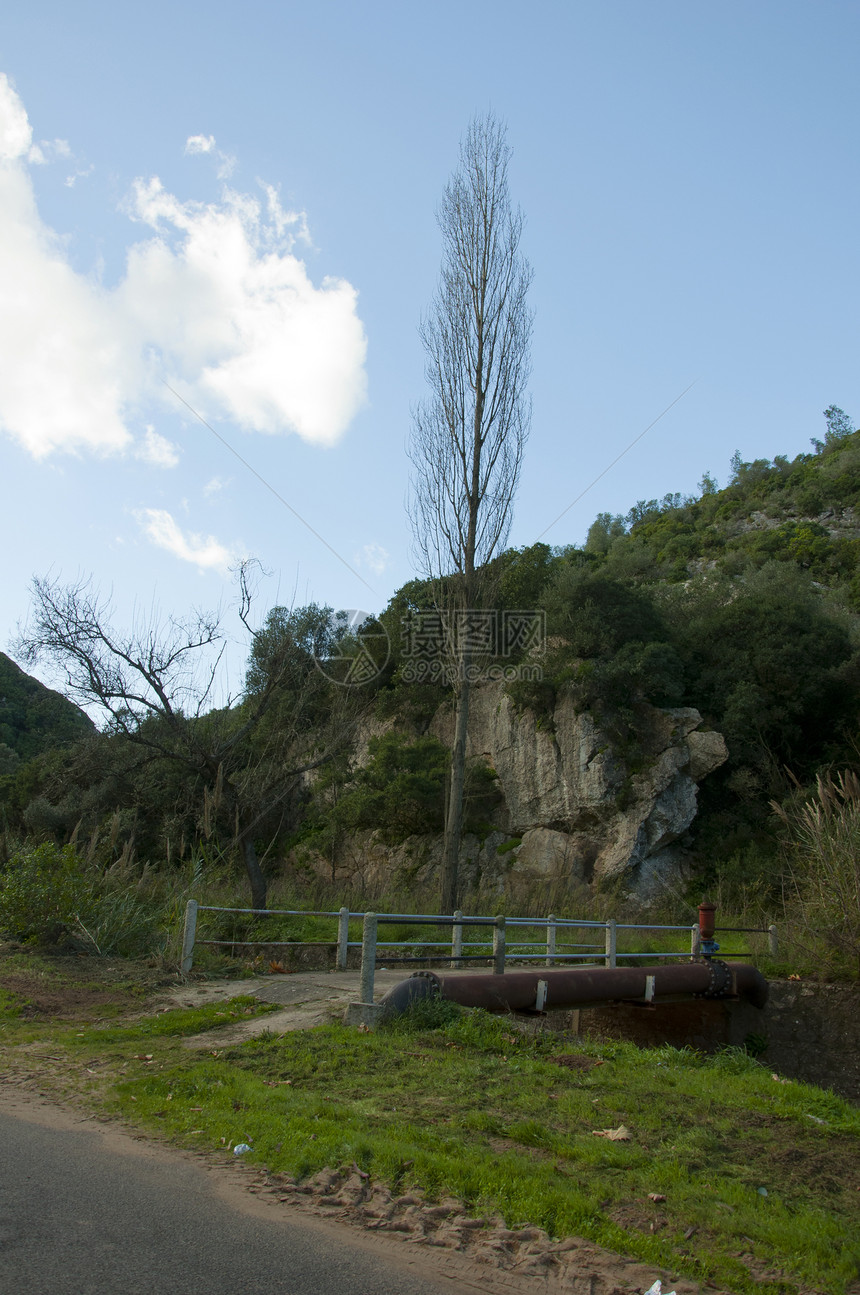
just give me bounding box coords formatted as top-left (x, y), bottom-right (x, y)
top-left (686, 729), bottom-right (729, 781)
top-left (296, 684), bottom-right (727, 905)
top-left (429, 685), bottom-right (727, 901)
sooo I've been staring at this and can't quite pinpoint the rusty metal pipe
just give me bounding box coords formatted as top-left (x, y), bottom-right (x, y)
top-left (698, 899), bottom-right (717, 943)
top-left (380, 961), bottom-right (768, 1016)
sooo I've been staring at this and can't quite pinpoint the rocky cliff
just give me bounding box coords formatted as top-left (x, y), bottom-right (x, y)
top-left (302, 683), bottom-right (727, 906)
top-left (429, 685), bottom-right (726, 902)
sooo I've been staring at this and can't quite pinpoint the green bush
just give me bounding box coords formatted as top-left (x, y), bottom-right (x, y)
top-left (331, 732), bottom-right (449, 844)
top-left (0, 841), bottom-right (162, 956)
top-left (0, 842), bottom-right (94, 944)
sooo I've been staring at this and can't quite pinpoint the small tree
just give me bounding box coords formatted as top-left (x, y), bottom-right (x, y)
top-left (823, 405), bottom-right (855, 446)
top-left (409, 114), bottom-right (532, 910)
top-left (15, 571), bottom-right (365, 909)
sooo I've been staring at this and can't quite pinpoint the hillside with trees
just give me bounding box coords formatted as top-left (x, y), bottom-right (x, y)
top-left (2, 407), bottom-right (859, 961)
top-left (0, 650), bottom-right (93, 773)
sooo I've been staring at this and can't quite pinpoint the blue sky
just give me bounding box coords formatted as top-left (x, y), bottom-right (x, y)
top-left (1, 1), bottom-right (858, 697)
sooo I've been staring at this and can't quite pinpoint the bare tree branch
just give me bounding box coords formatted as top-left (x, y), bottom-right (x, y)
top-left (14, 574), bottom-right (368, 909)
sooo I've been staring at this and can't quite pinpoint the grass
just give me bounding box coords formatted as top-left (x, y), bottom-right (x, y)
top-left (2, 954), bottom-right (857, 1295)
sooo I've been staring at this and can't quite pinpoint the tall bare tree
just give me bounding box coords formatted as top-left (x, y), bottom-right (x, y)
top-left (409, 114), bottom-right (532, 911)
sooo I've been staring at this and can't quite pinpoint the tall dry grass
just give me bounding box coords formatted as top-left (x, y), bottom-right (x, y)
top-left (773, 770), bottom-right (860, 978)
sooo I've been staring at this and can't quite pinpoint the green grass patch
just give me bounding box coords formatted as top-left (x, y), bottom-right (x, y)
top-left (67, 996), bottom-right (280, 1044)
top-left (84, 1004), bottom-right (860, 1295)
top-left (3, 946), bottom-right (857, 1295)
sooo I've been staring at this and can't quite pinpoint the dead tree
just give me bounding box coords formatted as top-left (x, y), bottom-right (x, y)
top-left (15, 569), bottom-right (364, 909)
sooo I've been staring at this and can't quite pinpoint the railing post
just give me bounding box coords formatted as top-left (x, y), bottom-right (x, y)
top-left (546, 913), bottom-right (557, 967)
top-left (690, 923), bottom-right (701, 960)
top-left (336, 906), bottom-right (350, 971)
top-left (180, 899), bottom-right (198, 976)
top-left (604, 917), bottom-right (617, 968)
top-left (359, 912), bottom-right (378, 1004)
top-left (451, 909), bottom-right (463, 969)
top-left (768, 923), bottom-right (778, 958)
top-left (493, 915), bottom-right (506, 975)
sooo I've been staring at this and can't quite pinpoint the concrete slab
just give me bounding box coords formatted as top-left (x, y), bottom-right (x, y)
top-left (173, 968), bottom-right (410, 1048)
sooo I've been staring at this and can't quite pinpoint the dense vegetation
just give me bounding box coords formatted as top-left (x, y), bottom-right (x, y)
top-left (0, 651), bottom-right (93, 772)
top-left (3, 407), bottom-right (860, 960)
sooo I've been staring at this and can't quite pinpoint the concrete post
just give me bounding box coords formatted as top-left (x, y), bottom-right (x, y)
top-left (690, 923), bottom-right (701, 960)
top-left (546, 914), bottom-right (557, 968)
top-left (336, 906), bottom-right (350, 971)
top-left (180, 899), bottom-right (198, 976)
top-left (451, 909), bottom-right (463, 969)
top-left (604, 918), bottom-right (617, 968)
top-left (493, 915), bottom-right (506, 975)
top-left (768, 924), bottom-right (778, 958)
top-left (359, 912), bottom-right (378, 1004)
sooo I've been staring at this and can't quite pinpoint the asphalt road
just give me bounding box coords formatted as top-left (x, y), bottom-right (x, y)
top-left (0, 1099), bottom-right (481, 1295)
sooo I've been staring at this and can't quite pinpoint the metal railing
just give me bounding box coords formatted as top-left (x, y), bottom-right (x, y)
top-left (180, 899), bottom-right (777, 980)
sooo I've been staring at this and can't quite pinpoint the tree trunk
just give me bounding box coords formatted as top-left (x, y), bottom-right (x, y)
top-left (239, 829), bottom-right (268, 911)
top-left (441, 669), bottom-right (471, 912)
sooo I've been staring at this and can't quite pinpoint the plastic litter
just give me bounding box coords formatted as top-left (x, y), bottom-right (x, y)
top-left (644, 1283), bottom-right (676, 1295)
top-left (592, 1125), bottom-right (632, 1141)
top-left (757, 1187), bottom-right (768, 1197)
top-left (233, 1142), bottom-right (253, 1155)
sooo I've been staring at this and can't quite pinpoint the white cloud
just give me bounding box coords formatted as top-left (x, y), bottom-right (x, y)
top-left (28, 138), bottom-right (71, 165)
top-left (136, 426), bottom-right (180, 468)
top-left (355, 543), bottom-right (390, 576)
top-left (264, 183), bottom-right (310, 244)
top-left (215, 151), bottom-right (236, 181)
top-left (0, 76), bottom-right (132, 457)
top-left (0, 73), bottom-right (32, 161)
top-left (65, 163), bottom-right (94, 188)
top-left (134, 507), bottom-right (234, 571)
top-left (122, 176), bottom-right (367, 445)
top-left (203, 476), bottom-right (228, 498)
top-left (0, 77), bottom-right (368, 460)
top-left (185, 132), bottom-right (235, 180)
top-left (185, 134), bottom-right (216, 155)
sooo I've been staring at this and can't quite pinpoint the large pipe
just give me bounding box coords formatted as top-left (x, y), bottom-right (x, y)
top-left (379, 960), bottom-right (768, 1018)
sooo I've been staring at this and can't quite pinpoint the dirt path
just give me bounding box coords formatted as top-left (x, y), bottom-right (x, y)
top-left (164, 968), bottom-right (410, 1047)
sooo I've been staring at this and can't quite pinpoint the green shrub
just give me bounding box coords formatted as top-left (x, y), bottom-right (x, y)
top-left (0, 841), bottom-right (162, 956)
top-left (0, 842), bottom-right (94, 944)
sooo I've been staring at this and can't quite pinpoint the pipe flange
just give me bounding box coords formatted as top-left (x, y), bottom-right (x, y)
top-left (410, 970), bottom-right (442, 994)
top-left (696, 958), bottom-right (733, 999)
